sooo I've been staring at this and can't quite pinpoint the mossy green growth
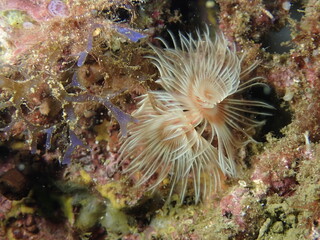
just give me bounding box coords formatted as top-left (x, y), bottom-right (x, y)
top-left (0, 10), bottom-right (30, 28)
top-left (100, 203), bottom-right (131, 234)
top-left (55, 181), bottom-right (107, 231)
top-left (75, 196), bottom-right (106, 231)
top-left (257, 197), bottom-right (308, 240)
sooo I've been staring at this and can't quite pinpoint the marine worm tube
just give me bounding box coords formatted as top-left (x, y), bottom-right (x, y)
top-left (120, 27), bottom-right (273, 203)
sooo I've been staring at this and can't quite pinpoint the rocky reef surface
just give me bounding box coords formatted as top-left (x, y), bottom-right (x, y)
top-left (0, 0), bottom-right (319, 239)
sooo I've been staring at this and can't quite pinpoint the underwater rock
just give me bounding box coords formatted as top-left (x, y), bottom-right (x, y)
top-left (0, 0), bottom-right (320, 239)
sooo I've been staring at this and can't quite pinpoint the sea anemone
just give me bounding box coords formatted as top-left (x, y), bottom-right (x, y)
top-left (120, 27), bottom-right (273, 203)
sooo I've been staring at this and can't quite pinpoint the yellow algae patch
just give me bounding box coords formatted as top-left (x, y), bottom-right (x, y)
top-left (10, 141), bottom-right (27, 150)
top-left (96, 182), bottom-right (127, 209)
top-left (79, 169), bottom-right (92, 185)
top-left (94, 120), bottom-right (112, 142)
top-left (11, 201), bottom-right (34, 215)
top-left (4, 200), bottom-right (35, 223)
top-left (59, 196), bottom-right (75, 225)
top-left (162, 177), bottom-right (170, 186)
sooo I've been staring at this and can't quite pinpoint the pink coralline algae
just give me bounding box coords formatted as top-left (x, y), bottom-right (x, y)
top-left (220, 187), bottom-right (250, 229)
